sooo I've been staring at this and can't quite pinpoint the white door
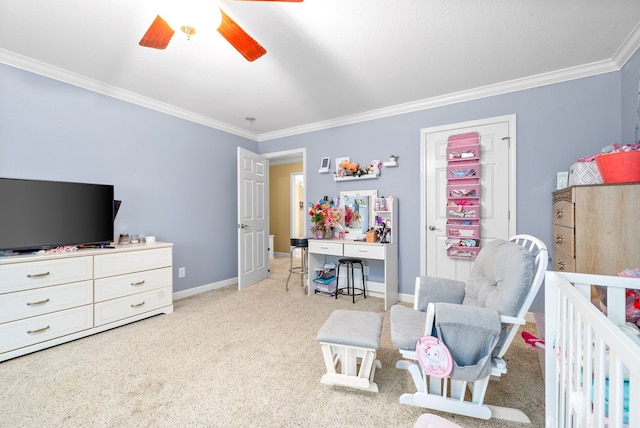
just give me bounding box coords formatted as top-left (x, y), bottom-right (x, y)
top-left (237, 147), bottom-right (269, 290)
top-left (420, 115), bottom-right (516, 283)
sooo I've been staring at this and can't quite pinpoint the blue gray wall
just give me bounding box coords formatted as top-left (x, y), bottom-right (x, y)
top-left (0, 63), bottom-right (257, 293)
top-left (1, 47), bottom-right (639, 305)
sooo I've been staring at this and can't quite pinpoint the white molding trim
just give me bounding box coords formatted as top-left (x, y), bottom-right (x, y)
top-left (3, 22), bottom-right (639, 143)
top-left (0, 49), bottom-right (258, 141)
top-left (173, 277), bottom-right (237, 301)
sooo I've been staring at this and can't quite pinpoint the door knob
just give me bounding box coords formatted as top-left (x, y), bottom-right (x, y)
top-left (238, 223), bottom-right (250, 229)
top-left (428, 225), bottom-right (438, 231)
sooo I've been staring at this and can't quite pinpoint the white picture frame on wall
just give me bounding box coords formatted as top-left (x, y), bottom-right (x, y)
top-left (319, 157), bottom-right (331, 173)
top-left (556, 171), bottom-right (569, 189)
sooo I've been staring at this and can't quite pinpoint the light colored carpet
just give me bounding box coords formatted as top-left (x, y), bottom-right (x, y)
top-left (0, 257), bottom-right (545, 427)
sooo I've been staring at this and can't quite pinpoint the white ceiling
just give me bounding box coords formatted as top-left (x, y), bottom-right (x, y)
top-left (2, 0), bottom-right (640, 141)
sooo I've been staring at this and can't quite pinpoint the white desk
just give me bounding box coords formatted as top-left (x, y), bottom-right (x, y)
top-left (307, 239), bottom-right (398, 311)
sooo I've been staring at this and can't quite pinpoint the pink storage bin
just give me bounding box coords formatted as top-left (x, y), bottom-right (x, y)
top-left (447, 246), bottom-right (480, 259)
top-left (447, 161), bottom-right (479, 179)
top-left (447, 183), bottom-right (479, 199)
top-left (447, 204), bottom-right (479, 220)
top-left (446, 224), bottom-right (480, 239)
top-left (447, 144), bottom-right (479, 161)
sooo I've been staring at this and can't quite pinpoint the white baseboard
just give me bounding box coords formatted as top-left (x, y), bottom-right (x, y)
top-left (173, 277), bottom-right (237, 301)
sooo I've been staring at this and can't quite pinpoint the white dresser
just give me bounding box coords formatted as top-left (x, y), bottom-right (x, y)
top-left (308, 240), bottom-right (398, 310)
top-left (0, 242), bottom-right (173, 362)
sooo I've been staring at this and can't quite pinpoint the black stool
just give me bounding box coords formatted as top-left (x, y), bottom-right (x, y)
top-left (286, 238), bottom-right (308, 291)
top-left (335, 257), bottom-right (366, 303)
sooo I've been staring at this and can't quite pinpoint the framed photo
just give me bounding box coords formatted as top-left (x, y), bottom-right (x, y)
top-left (319, 156), bottom-right (330, 173)
top-left (556, 171), bottom-right (569, 189)
top-left (335, 156), bottom-right (350, 172)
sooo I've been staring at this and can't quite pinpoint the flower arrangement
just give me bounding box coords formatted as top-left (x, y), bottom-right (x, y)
top-left (309, 198), bottom-right (343, 238)
top-left (335, 159), bottom-right (381, 178)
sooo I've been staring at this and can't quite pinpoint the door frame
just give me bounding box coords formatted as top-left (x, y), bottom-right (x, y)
top-left (263, 148), bottom-right (307, 252)
top-left (419, 114), bottom-right (517, 275)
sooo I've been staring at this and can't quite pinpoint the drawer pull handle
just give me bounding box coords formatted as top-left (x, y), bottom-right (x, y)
top-left (557, 260), bottom-right (566, 271)
top-left (320, 246), bottom-right (329, 249)
top-left (555, 234), bottom-right (564, 244)
top-left (27, 272), bottom-right (50, 279)
top-left (131, 301), bottom-right (146, 308)
top-left (358, 250), bottom-right (369, 253)
top-left (555, 209), bottom-right (564, 219)
top-left (130, 280), bottom-right (146, 286)
top-left (26, 298), bottom-right (50, 306)
top-left (27, 325), bottom-right (50, 334)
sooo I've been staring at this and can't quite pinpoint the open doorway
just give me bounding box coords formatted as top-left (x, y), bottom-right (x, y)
top-left (263, 148), bottom-right (306, 258)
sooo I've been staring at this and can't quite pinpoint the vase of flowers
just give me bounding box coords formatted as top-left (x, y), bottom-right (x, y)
top-left (309, 199), bottom-right (343, 239)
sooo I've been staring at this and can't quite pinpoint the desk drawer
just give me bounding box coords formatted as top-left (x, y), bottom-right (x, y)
top-left (308, 241), bottom-right (343, 256)
top-left (344, 244), bottom-right (385, 260)
top-left (552, 248), bottom-right (575, 272)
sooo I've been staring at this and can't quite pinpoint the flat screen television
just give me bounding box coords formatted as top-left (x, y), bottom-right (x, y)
top-left (0, 178), bottom-right (115, 252)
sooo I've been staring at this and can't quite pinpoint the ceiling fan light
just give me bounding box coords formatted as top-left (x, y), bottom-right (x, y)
top-left (181, 25), bottom-right (196, 40)
top-left (139, 15), bottom-right (175, 50)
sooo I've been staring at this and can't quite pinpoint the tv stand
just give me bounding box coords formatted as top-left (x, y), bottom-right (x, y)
top-left (0, 242), bottom-right (173, 362)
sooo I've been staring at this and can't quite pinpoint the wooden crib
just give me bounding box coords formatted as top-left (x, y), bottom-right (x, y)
top-left (545, 271), bottom-right (640, 427)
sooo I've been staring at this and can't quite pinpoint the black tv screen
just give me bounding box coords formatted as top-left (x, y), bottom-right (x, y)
top-left (0, 178), bottom-right (115, 252)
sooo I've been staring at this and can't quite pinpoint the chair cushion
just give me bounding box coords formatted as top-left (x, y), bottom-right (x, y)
top-left (390, 305), bottom-right (428, 350)
top-left (463, 239), bottom-right (535, 316)
top-left (316, 310), bottom-right (383, 349)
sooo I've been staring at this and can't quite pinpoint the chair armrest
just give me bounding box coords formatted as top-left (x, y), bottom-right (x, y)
top-left (499, 315), bottom-right (526, 325)
top-left (414, 276), bottom-right (465, 311)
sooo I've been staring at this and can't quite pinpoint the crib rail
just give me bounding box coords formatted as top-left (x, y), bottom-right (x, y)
top-left (545, 271), bottom-right (640, 428)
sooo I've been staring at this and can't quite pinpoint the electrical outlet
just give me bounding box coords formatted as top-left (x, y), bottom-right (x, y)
top-left (363, 265), bottom-right (369, 276)
top-left (178, 267), bottom-right (186, 278)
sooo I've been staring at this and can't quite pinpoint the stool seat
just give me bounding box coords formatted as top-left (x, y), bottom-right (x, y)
top-left (290, 238), bottom-right (308, 247)
top-left (316, 310), bottom-right (383, 392)
top-left (336, 258), bottom-right (366, 303)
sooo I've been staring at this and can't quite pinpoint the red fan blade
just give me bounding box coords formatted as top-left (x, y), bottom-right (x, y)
top-left (217, 9), bottom-right (266, 62)
top-left (139, 15), bottom-right (175, 50)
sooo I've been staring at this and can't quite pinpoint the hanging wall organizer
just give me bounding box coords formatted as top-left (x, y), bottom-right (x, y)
top-left (445, 132), bottom-right (481, 259)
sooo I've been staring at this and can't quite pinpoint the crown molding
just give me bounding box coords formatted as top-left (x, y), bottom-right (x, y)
top-left (259, 58), bottom-right (621, 141)
top-left (3, 31), bottom-right (639, 144)
top-left (0, 49), bottom-right (259, 141)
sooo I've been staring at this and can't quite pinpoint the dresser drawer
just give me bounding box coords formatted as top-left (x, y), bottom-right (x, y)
top-left (344, 244), bottom-right (385, 260)
top-left (94, 267), bottom-right (172, 302)
top-left (308, 241), bottom-right (343, 256)
top-left (94, 247), bottom-right (172, 278)
top-left (552, 224), bottom-right (574, 257)
top-left (552, 248), bottom-right (576, 272)
top-left (0, 280), bottom-right (93, 324)
top-left (552, 199), bottom-right (574, 228)
top-left (0, 305), bottom-right (93, 354)
top-left (0, 256), bottom-right (93, 294)
top-left (94, 287), bottom-right (172, 326)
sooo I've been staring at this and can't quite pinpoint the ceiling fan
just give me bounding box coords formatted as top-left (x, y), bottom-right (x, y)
top-left (139, 0), bottom-right (303, 62)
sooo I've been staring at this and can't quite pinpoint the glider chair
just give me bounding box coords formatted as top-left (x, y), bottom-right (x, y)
top-left (390, 235), bottom-right (548, 422)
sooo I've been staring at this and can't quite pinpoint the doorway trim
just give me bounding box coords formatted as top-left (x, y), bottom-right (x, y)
top-left (419, 114), bottom-right (517, 275)
top-left (263, 148), bottom-right (307, 253)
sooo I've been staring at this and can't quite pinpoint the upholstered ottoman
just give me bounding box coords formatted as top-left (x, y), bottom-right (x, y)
top-left (316, 309), bottom-right (383, 392)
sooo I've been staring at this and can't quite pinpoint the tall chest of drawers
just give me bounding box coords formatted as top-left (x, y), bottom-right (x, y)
top-left (552, 184), bottom-right (640, 275)
top-left (0, 243), bottom-right (173, 362)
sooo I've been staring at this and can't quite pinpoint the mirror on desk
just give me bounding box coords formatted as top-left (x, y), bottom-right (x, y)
top-left (340, 189), bottom-right (377, 239)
